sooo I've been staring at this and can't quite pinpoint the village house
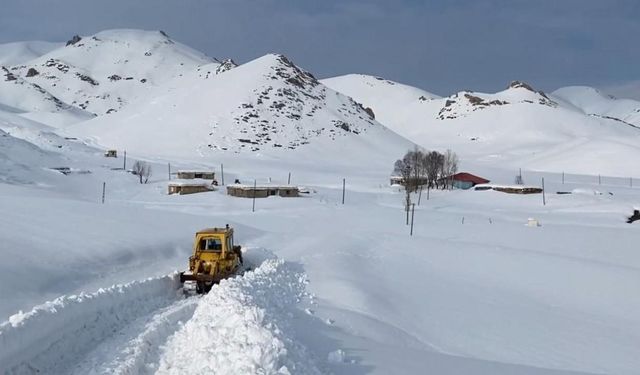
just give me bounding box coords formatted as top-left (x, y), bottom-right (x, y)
top-left (168, 179), bottom-right (216, 195)
top-left (226, 184), bottom-right (299, 198)
top-left (441, 172), bottom-right (490, 190)
top-left (104, 150), bottom-right (118, 158)
top-left (176, 170), bottom-right (216, 180)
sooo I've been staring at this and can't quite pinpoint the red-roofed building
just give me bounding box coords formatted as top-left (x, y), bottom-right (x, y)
top-left (441, 172), bottom-right (490, 190)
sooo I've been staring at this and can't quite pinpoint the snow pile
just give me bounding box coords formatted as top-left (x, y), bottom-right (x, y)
top-left (157, 257), bottom-right (321, 375)
top-left (0, 274), bottom-right (181, 373)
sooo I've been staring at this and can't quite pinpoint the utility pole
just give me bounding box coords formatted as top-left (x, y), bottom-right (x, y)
top-left (252, 179), bottom-right (257, 212)
top-left (410, 204), bottom-right (416, 236)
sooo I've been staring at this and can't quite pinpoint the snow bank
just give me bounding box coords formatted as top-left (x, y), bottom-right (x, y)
top-left (0, 274), bottom-right (181, 373)
top-left (157, 257), bottom-right (321, 375)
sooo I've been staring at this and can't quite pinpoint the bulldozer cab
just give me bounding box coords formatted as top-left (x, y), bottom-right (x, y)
top-left (200, 237), bottom-right (223, 252)
top-left (193, 227), bottom-right (234, 259)
top-left (181, 224), bottom-right (243, 293)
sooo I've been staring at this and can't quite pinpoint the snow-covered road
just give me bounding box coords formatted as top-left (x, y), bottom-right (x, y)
top-left (0, 249), bottom-right (320, 375)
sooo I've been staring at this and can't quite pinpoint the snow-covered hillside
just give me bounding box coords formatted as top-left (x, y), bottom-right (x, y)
top-left (2, 28), bottom-right (640, 375)
top-left (5, 30), bottom-right (218, 116)
top-left (553, 86), bottom-right (640, 128)
top-left (325, 76), bottom-right (640, 177)
top-left (0, 41), bottom-right (60, 66)
top-left (70, 54), bottom-right (411, 166)
top-left (603, 80), bottom-right (640, 101)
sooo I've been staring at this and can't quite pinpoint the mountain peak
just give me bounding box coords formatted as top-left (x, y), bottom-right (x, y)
top-left (508, 80), bottom-right (550, 99)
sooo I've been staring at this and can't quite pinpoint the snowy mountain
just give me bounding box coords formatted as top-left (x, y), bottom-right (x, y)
top-left (325, 76), bottom-right (640, 176)
top-left (0, 41), bottom-right (60, 66)
top-left (4, 30), bottom-right (218, 116)
top-left (553, 86), bottom-right (640, 128)
top-left (603, 80), bottom-right (640, 101)
top-left (2, 29), bottom-right (640, 375)
top-left (69, 53), bottom-right (411, 165)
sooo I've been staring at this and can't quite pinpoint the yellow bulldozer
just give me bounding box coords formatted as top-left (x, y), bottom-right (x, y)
top-left (179, 225), bottom-right (243, 294)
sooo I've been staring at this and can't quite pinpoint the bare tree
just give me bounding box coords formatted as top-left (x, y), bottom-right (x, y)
top-left (514, 169), bottom-right (524, 185)
top-left (132, 161), bottom-right (152, 184)
top-left (424, 151), bottom-right (443, 188)
top-left (442, 149), bottom-right (459, 189)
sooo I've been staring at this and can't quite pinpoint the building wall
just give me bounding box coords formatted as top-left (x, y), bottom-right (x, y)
top-left (177, 172), bottom-right (215, 180)
top-left (453, 180), bottom-right (474, 190)
top-left (169, 185), bottom-right (211, 195)
top-left (227, 186), bottom-right (298, 198)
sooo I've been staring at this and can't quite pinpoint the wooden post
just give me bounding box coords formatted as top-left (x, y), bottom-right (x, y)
top-left (101, 182), bottom-right (106, 204)
top-left (252, 179), bottom-right (256, 212)
top-left (406, 200), bottom-right (409, 225)
top-left (410, 203), bottom-right (416, 236)
top-left (168, 163), bottom-right (171, 180)
top-left (288, 172), bottom-right (291, 185)
top-left (221, 164), bottom-right (225, 185)
top-left (123, 150), bottom-right (127, 170)
top-left (542, 177), bottom-right (546, 206)
top-left (342, 178), bottom-right (345, 205)
top-left (417, 185), bottom-right (423, 205)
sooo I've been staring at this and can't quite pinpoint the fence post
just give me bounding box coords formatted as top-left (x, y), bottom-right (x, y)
top-left (342, 178), bottom-right (346, 205)
top-left (252, 179), bottom-right (257, 212)
top-left (101, 182), bottom-right (106, 204)
top-left (410, 203), bottom-right (416, 236)
top-left (542, 177), bottom-right (546, 206)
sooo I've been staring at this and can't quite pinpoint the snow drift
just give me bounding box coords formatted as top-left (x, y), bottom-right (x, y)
top-left (158, 256), bottom-right (321, 375)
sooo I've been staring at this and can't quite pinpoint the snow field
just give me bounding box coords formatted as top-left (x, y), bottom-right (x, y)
top-left (0, 274), bottom-right (182, 374)
top-left (157, 252), bottom-right (322, 375)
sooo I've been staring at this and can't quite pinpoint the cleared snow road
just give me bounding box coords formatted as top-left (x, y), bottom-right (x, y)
top-left (0, 249), bottom-right (319, 375)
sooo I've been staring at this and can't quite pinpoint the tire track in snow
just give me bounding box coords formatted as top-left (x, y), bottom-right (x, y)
top-left (69, 296), bottom-right (200, 375)
top-left (0, 274), bottom-right (186, 374)
top-left (1, 249), bottom-right (321, 374)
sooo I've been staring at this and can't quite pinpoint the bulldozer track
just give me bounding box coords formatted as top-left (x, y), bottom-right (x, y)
top-left (0, 274), bottom-right (199, 375)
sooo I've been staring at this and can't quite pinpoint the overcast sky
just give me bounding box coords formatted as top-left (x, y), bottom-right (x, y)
top-left (1, 0), bottom-right (638, 96)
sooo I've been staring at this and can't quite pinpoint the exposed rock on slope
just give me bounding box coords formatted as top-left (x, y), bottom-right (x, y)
top-left (70, 53), bottom-right (407, 159)
top-left (6, 30), bottom-right (218, 115)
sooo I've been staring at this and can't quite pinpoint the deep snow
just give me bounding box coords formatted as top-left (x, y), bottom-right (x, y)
top-left (1, 29), bottom-right (639, 375)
